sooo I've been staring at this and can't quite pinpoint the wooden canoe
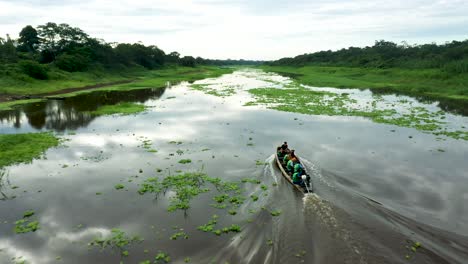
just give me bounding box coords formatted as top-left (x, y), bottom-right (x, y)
top-left (275, 151), bottom-right (311, 193)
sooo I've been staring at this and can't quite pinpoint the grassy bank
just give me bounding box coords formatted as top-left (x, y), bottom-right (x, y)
top-left (0, 132), bottom-right (60, 168)
top-left (260, 65), bottom-right (468, 101)
top-left (0, 65), bottom-right (233, 110)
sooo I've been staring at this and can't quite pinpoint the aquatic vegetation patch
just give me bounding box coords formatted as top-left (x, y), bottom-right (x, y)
top-left (178, 159), bottom-right (192, 164)
top-left (138, 172), bottom-right (240, 212)
top-left (138, 137), bottom-right (158, 153)
top-left (114, 184), bottom-right (125, 190)
top-left (89, 102), bottom-right (146, 116)
top-left (404, 240), bottom-right (422, 260)
top-left (241, 178), bottom-right (261, 184)
top-left (246, 87), bottom-right (468, 140)
top-left (89, 228), bottom-right (143, 257)
top-left (14, 210), bottom-right (40, 234)
top-left (198, 215), bottom-right (241, 236)
top-left (0, 132), bottom-right (60, 168)
top-left (170, 230), bottom-right (189, 240)
top-left (155, 251), bottom-right (171, 263)
top-left (190, 83), bottom-right (237, 97)
top-left (197, 214), bottom-right (219, 232)
top-left (250, 195), bottom-right (259, 201)
top-left (270, 210), bottom-right (281, 216)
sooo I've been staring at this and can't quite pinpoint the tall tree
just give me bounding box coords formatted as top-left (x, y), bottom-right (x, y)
top-left (37, 22), bottom-right (89, 61)
top-left (18, 25), bottom-right (39, 52)
top-left (0, 34), bottom-right (17, 62)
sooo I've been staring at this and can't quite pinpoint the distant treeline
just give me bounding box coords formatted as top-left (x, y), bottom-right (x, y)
top-left (268, 40), bottom-right (468, 74)
top-left (0, 22), bottom-right (261, 80)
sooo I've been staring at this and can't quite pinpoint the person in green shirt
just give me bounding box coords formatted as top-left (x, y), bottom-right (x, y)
top-left (283, 149), bottom-right (295, 164)
top-left (286, 156), bottom-right (297, 174)
top-left (292, 162), bottom-right (303, 182)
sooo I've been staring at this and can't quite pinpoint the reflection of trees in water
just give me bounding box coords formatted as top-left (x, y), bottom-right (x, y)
top-left (0, 169), bottom-right (12, 200)
top-left (0, 87), bottom-right (166, 131)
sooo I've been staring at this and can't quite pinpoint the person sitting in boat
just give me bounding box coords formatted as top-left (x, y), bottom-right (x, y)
top-left (277, 147), bottom-right (285, 158)
top-left (283, 149), bottom-right (295, 164)
top-left (286, 156), bottom-right (298, 175)
top-left (281, 142), bottom-right (289, 152)
top-left (292, 162), bottom-right (305, 186)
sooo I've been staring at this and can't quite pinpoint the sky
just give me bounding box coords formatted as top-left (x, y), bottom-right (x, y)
top-left (0, 0), bottom-right (467, 60)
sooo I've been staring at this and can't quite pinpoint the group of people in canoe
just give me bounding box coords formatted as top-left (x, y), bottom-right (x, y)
top-left (277, 142), bottom-right (310, 187)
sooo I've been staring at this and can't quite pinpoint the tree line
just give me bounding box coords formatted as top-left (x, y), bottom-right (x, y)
top-left (268, 40), bottom-right (468, 74)
top-left (0, 22), bottom-right (261, 80)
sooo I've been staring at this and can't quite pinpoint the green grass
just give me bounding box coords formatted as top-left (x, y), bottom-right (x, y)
top-left (0, 132), bottom-right (60, 168)
top-left (0, 99), bottom-right (43, 111)
top-left (0, 65), bottom-right (233, 109)
top-left (90, 102), bottom-right (146, 116)
top-left (260, 65), bottom-right (468, 101)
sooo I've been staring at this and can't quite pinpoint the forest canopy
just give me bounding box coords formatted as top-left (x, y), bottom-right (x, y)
top-left (0, 22), bottom-right (261, 80)
top-left (268, 40), bottom-right (468, 74)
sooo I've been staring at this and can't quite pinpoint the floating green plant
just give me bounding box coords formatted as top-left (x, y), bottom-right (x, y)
top-left (241, 178), bottom-right (261, 184)
top-left (178, 159), bottom-right (192, 164)
top-left (197, 215), bottom-right (219, 232)
top-left (138, 172), bottom-right (241, 212)
top-left (228, 210), bottom-right (237, 215)
top-left (89, 228), bottom-right (143, 257)
top-left (15, 219), bottom-right (39, 234)
top-left (270, 210), bottom-right (281, 216)
top-left (170, 230), bottom-right (189, 240)
top-left (155, 251), bottom-right (171, 263)
top-left (190, 83), bottom-right (237, 97)
top-left (14, 210), bottom-right (39, 234)
top-left (89, 102), bottom-right (146, 116)
top-left (23, 210), bottom-right (35, 218)
top-left (114, 184), bottom-right (125, 190)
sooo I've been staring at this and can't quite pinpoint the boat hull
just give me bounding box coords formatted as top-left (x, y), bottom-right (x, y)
top-left (275, 152), bottom-right (310, 193)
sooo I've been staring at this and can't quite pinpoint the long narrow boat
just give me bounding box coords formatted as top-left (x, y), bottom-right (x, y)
top-left (275, 151), bottom-right (311, 193)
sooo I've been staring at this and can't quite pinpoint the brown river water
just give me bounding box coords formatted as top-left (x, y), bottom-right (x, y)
top-left (0, 69), bottom-right (467, 263)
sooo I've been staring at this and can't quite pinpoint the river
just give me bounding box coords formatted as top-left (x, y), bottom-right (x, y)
top-left (0, 69), bottom-right (467, 263)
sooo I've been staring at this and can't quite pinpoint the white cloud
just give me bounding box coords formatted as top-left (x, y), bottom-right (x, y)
top-left (0, 0), bottom-right (467, 60)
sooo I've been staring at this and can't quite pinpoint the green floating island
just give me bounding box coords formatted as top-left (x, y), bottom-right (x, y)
top-left (0, 132), bottom-right (60, 168)
top-left (89, 102), bottom-right (147, 116)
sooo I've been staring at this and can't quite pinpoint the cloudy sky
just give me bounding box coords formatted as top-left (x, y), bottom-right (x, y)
top-left (0, 0), bottom-right (467, 60)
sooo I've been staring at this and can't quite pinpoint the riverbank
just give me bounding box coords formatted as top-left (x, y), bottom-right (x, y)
top-left (0, 66), bottom-right (233, 110)
top-left (260, 65), bottom-right (468, 102)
